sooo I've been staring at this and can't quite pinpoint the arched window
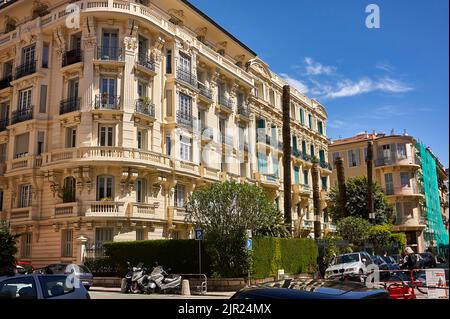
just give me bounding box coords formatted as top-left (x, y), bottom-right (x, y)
top-left (62, 177), bottom-right (76, 203)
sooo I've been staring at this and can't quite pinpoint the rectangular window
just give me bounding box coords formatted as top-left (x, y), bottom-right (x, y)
top-left (318, 121), bottom-right (323, 135)
top-left (19, 184), bottom-right (32, 208)
top-left (136, 229), bottom-right (145, 241)
top-left (174, 184), bottom-right (185, 208)
top-left (310, 145), bottom-right (315, 157)
top-left (321, 176), bottom-right (328, 190)
top-left (395, 203), bottom-right (403, 224)
top-left (68, 79), bottom-right (79, 98)
top-left (137, 129), bottom-right (147, 150)
top-left (363, 147), bottom-right (368, 162)
top-left (397, 143), bottom-right (407, 159)
top-left (308, 114), bottom-right (313, 129)
top-left (292, 136), bottom-right (298, 152)
top-left (42, 43), bottom-right (49, 68)
top-left (101, 31), bottom-right (119, 59)
top-left (0, 143), bottom-right (6, 164)
top-left (100, 77), bottom-right (117, 108)
top-left (97, 176), bottom-right (114, 200)
top-left (257, 152), bottom-right (267, 174)
top-left (15, 133), bottom-right (29, 158)
top-left (348, 149), bottom-right (360, 167)
top-left (385, 173), bottom-right (394, 195)
top-left (179, 52), bottom-right (191, 72)
top-left (294, 166), bottom-right (300, 184)
top-left (61, 229), bottom-right (73, 258)
top-left (166, 135), bottom-right (172, 156)
top-left (136, 179), bottom-right (146, 203)
top-left (99, 125), bottom-right (114, 146)
top-left (180, 136), bottom-right (192, 161)
top-left (21, 232), bottom-right (32, 258)
top-left (66, 127), bottom-right (77, 148)
top-left (319, 150), bottom-right (325, 163)
top-left (400, 172), bottom-right (411, 188)
top-left (300, 108), bottom-right (305, 125)
top-left (137, 81), bottom-right (147, 98)
top-left (166, 49), bottom-right (172, 74)
top-left (303, 170), bottom-right (309, 185)
top-left (272, 155), bottom-right (279, 178)
top-left (37, 131), bottom-right (44, 155)
top-left (39, 85), bottom-right (47, 113)
top-left (22, 45), bottom-right (35, 65)
top-left (19, 88), bottom-right (32, 110)
top-left (179, 93), bottom-right (192, 116)
top-left (95, 228), bottom-right (114, 248)
top-left (302, 140), bottom-right (307, 154)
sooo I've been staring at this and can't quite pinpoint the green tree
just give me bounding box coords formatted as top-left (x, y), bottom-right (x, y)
top-left (185, 181), bottom-right (288, 277)
top-left (328, 176), bottom-right (394, 224)
top-left (0, 222), bottom-right (18, 276)
top-left (336, 216), bottom-right (371, 248)
top-left (368, 224), bottom-right (392, 255)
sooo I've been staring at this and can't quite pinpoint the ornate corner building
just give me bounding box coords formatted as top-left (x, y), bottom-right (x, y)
top-left (0, 0), bottom-right (331, 267)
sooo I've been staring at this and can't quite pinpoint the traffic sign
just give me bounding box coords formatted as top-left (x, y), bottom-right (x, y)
top-left (246, 239), bottom-right (253, 250)
top-left (195, 229), bottom-right (204, 241)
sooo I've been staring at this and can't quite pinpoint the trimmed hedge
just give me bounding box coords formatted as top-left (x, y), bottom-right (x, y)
top-left (252, 237), bottom-right (318, 279)
top-left (103, 237), bottom-right (318, 278)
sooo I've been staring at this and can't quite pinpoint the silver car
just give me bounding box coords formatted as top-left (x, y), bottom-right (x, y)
top-left (0, 274), bottom-right (90, 299)
top-left (36, 263), bottom-right (94, 290)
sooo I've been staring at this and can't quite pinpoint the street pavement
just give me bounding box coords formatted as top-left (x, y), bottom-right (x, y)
top-left (89, 287), bottom-right (234, 299)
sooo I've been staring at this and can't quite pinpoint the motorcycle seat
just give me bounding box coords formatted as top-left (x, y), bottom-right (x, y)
top-left (164, 277), bottom-right (180, 283)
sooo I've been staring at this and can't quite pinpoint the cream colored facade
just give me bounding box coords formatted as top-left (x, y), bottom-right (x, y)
top-left (329, 132), bottom-right (426, 252)
top-left (0, 0), bottom-right (331, 267)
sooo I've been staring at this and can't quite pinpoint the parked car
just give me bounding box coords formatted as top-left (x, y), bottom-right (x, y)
top-left (16, 262), bottom-right (33, 274)
top-left (35, 264), bottom-right (94, 290)
top-left (0, 274), bottom-right (90, 299)
top-left (231, 279), bottom-right (391, 299)
top-left (325, 252), bottom-right (374, 280)
top-left (371, 256), bottom-right (390, 280)
top-left (391, 254), bottom-right (403, 265)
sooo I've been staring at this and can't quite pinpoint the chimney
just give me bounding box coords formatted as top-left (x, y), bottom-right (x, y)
top-left (403, 129), bottom-right (408, 136)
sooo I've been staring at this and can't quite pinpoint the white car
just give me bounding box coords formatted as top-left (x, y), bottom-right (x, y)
top-left (0, 274), bottom-right (90, 299)
top-left (325, 252), bottom-right (374, 280)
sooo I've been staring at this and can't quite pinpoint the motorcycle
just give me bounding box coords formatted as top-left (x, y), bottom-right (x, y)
top-left (121, 262), bottom-right (156, 294)
top-left (149, 265), bottom-right (182, 294)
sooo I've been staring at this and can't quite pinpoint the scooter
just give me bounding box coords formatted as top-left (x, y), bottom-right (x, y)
top-left (121, 262), bottom-right (157, 294)
top-left (149, 265), bottom-right (182, 294)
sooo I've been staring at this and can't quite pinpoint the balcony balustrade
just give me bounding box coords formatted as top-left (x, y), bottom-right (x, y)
top-left (15, 61), bottom-right (36, 79)
top-left (237, 106), bottom-right (250, 118)
top-left (136, 53), bottom-right (156, 72)
top-left (135, 98), bottom-right (155, 118)
top-left (197, 82), bottom-right (212, 100)
top-left (11, 106), bottom-right (33, 124)
top-left (375, 155), bottom-right (419, 167)
top-left (218, 95), bottom-right (233, 110)
top-left (94, 94), bottom-right (121, 110)
top-left (60, 97), bottom-right (81, 115)
top-left (96, 46), bottom-right (124, 61)
top-left (62, 49), bottom-right (83, 67)
top-left (176, 110), bottom-right (193, 128)
top-left (176, 68), bottom-right (197, 87)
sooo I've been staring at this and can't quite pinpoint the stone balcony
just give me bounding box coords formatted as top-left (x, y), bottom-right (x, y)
top-left (86, 201), bottom-right (126, 218)
top-left (130, 202), bottom-right (159, 219)
top-left (54, 202), bottom-right (80, 218)
top-left (9, 207), bottom-right (32, 221)
top-left (6, 155), bottom-right (42, 174)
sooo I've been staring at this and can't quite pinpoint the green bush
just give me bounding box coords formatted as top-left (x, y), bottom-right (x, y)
top-left (103, 237), bottom-right (318, 279)
top-left (252, 237), bottom-right (318, 279)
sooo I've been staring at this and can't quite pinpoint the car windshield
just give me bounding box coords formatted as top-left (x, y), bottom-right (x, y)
top-left (77, 265), bottom-right (91, 273)
top-left (47, 264), bottom-right (68, 274)
top-left (333, 254), bottom-right (360, 265)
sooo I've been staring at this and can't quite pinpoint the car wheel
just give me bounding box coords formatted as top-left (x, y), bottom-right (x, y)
top-left (359, 269), bottom-right (365, 283)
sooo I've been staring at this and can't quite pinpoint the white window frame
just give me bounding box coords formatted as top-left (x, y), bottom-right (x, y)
top-left (98, 124), bottom-right (114, 147)
top-left (19, 184), bottom-right (32, 208)
top-left (97, 175), bottom-right (114, 201)
top-left (174, 184), bottom-right (185, 208)
top-left (180, 136), bottom-right (192, 161)
top-left (66, 126), bottom-right (77, 148)
top-left (61, 229), bottom-right (73, 258)
top-left (18, 88), bottom-right (32, 110)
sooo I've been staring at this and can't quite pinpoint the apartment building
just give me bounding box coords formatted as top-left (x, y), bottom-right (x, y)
top-left (329, 131), bottom-right (449, 253)
top-left (0, 0), bottom-right (331, 267)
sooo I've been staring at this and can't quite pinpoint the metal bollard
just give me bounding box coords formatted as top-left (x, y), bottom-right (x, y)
top-left (181, 279), bottom-right (191, 296)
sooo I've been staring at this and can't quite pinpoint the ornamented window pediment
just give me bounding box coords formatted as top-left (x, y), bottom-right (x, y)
top-left (246, 58), bottom-right (272, 80)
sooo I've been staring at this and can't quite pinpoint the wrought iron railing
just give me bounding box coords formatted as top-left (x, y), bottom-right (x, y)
top-left (176, 110), bottom-right (193, 128)
top-left (94, 94), bottom-right (121, 110)
top-left (176, 68), bottom-right (197, 87)
top-left (0, 118), bottom-right (8, 131)
top-left (62, 49), bottom-right (83, 67)
top-left (96, 46), bottom-right (123, 61)
top-left (320, 160), bottom-right (333, 170)
top-left (60, 97), bottom-right (81, 115)
top-left (197, 82), bottom-right (212, 99)
top-left (11, 106), bottom-right (33, 124)
top-left (218, 94), bottom-right (233, 110)
top-left (15, 61), bottom-right (36, 79)
top-left (136, 53), bottom-right (156, 71)
top-left (237, 106), bottom-right (250, 118)
top-left (135, 99), bottom-right (155, 118)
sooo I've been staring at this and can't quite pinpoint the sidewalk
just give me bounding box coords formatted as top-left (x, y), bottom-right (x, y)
top-left (90, 286), bottom-right (235, 298)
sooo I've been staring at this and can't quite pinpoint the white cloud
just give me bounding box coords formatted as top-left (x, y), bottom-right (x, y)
top-left (304, 57), bottom-right (336, 75)
top-left (328, 120), bottom-right (346, 129)
top-left (280, 73), bottom-right (309, 93)
top-left (324, 77), bottom-right (413, 99)
top-left (376, 62), bottom-right (395, 73)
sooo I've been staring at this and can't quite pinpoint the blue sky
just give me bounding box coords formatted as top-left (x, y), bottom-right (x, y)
top-left (189, 0), bottom-right (449, 167)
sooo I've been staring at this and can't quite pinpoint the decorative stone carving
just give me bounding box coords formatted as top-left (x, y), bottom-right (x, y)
top-left (53, 26), bottom-right (66, 57)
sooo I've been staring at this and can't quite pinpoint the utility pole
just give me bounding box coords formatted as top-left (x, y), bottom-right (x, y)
top-left (312, 158), bottom-right (322, 239)
top-left (282, 85), bottom-right (292, 236)
top-left (335, 157), bottom-right (347, 217)
top-left (367, 141), bottom-right (375, 223)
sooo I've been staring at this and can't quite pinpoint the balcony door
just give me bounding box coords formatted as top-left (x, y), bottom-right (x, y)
top-left (18, 89), bottom-right (32, 111)
top-left (101, 31), bottom-right (118, 59)
top-left (21, 45), bottom-right (35, 65)
top-left (384, 173), bottom-right (394, 195)
top-left (179, 53), bottom-right (191, 73)
top-left (68, 79), bottom-right (79, 99)
top-left (99, 125), bottom-right (114, 147)
top-left (97, 176), bottom-right (114, 201)
top-left (100, 78), bottom-right (116, 108)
